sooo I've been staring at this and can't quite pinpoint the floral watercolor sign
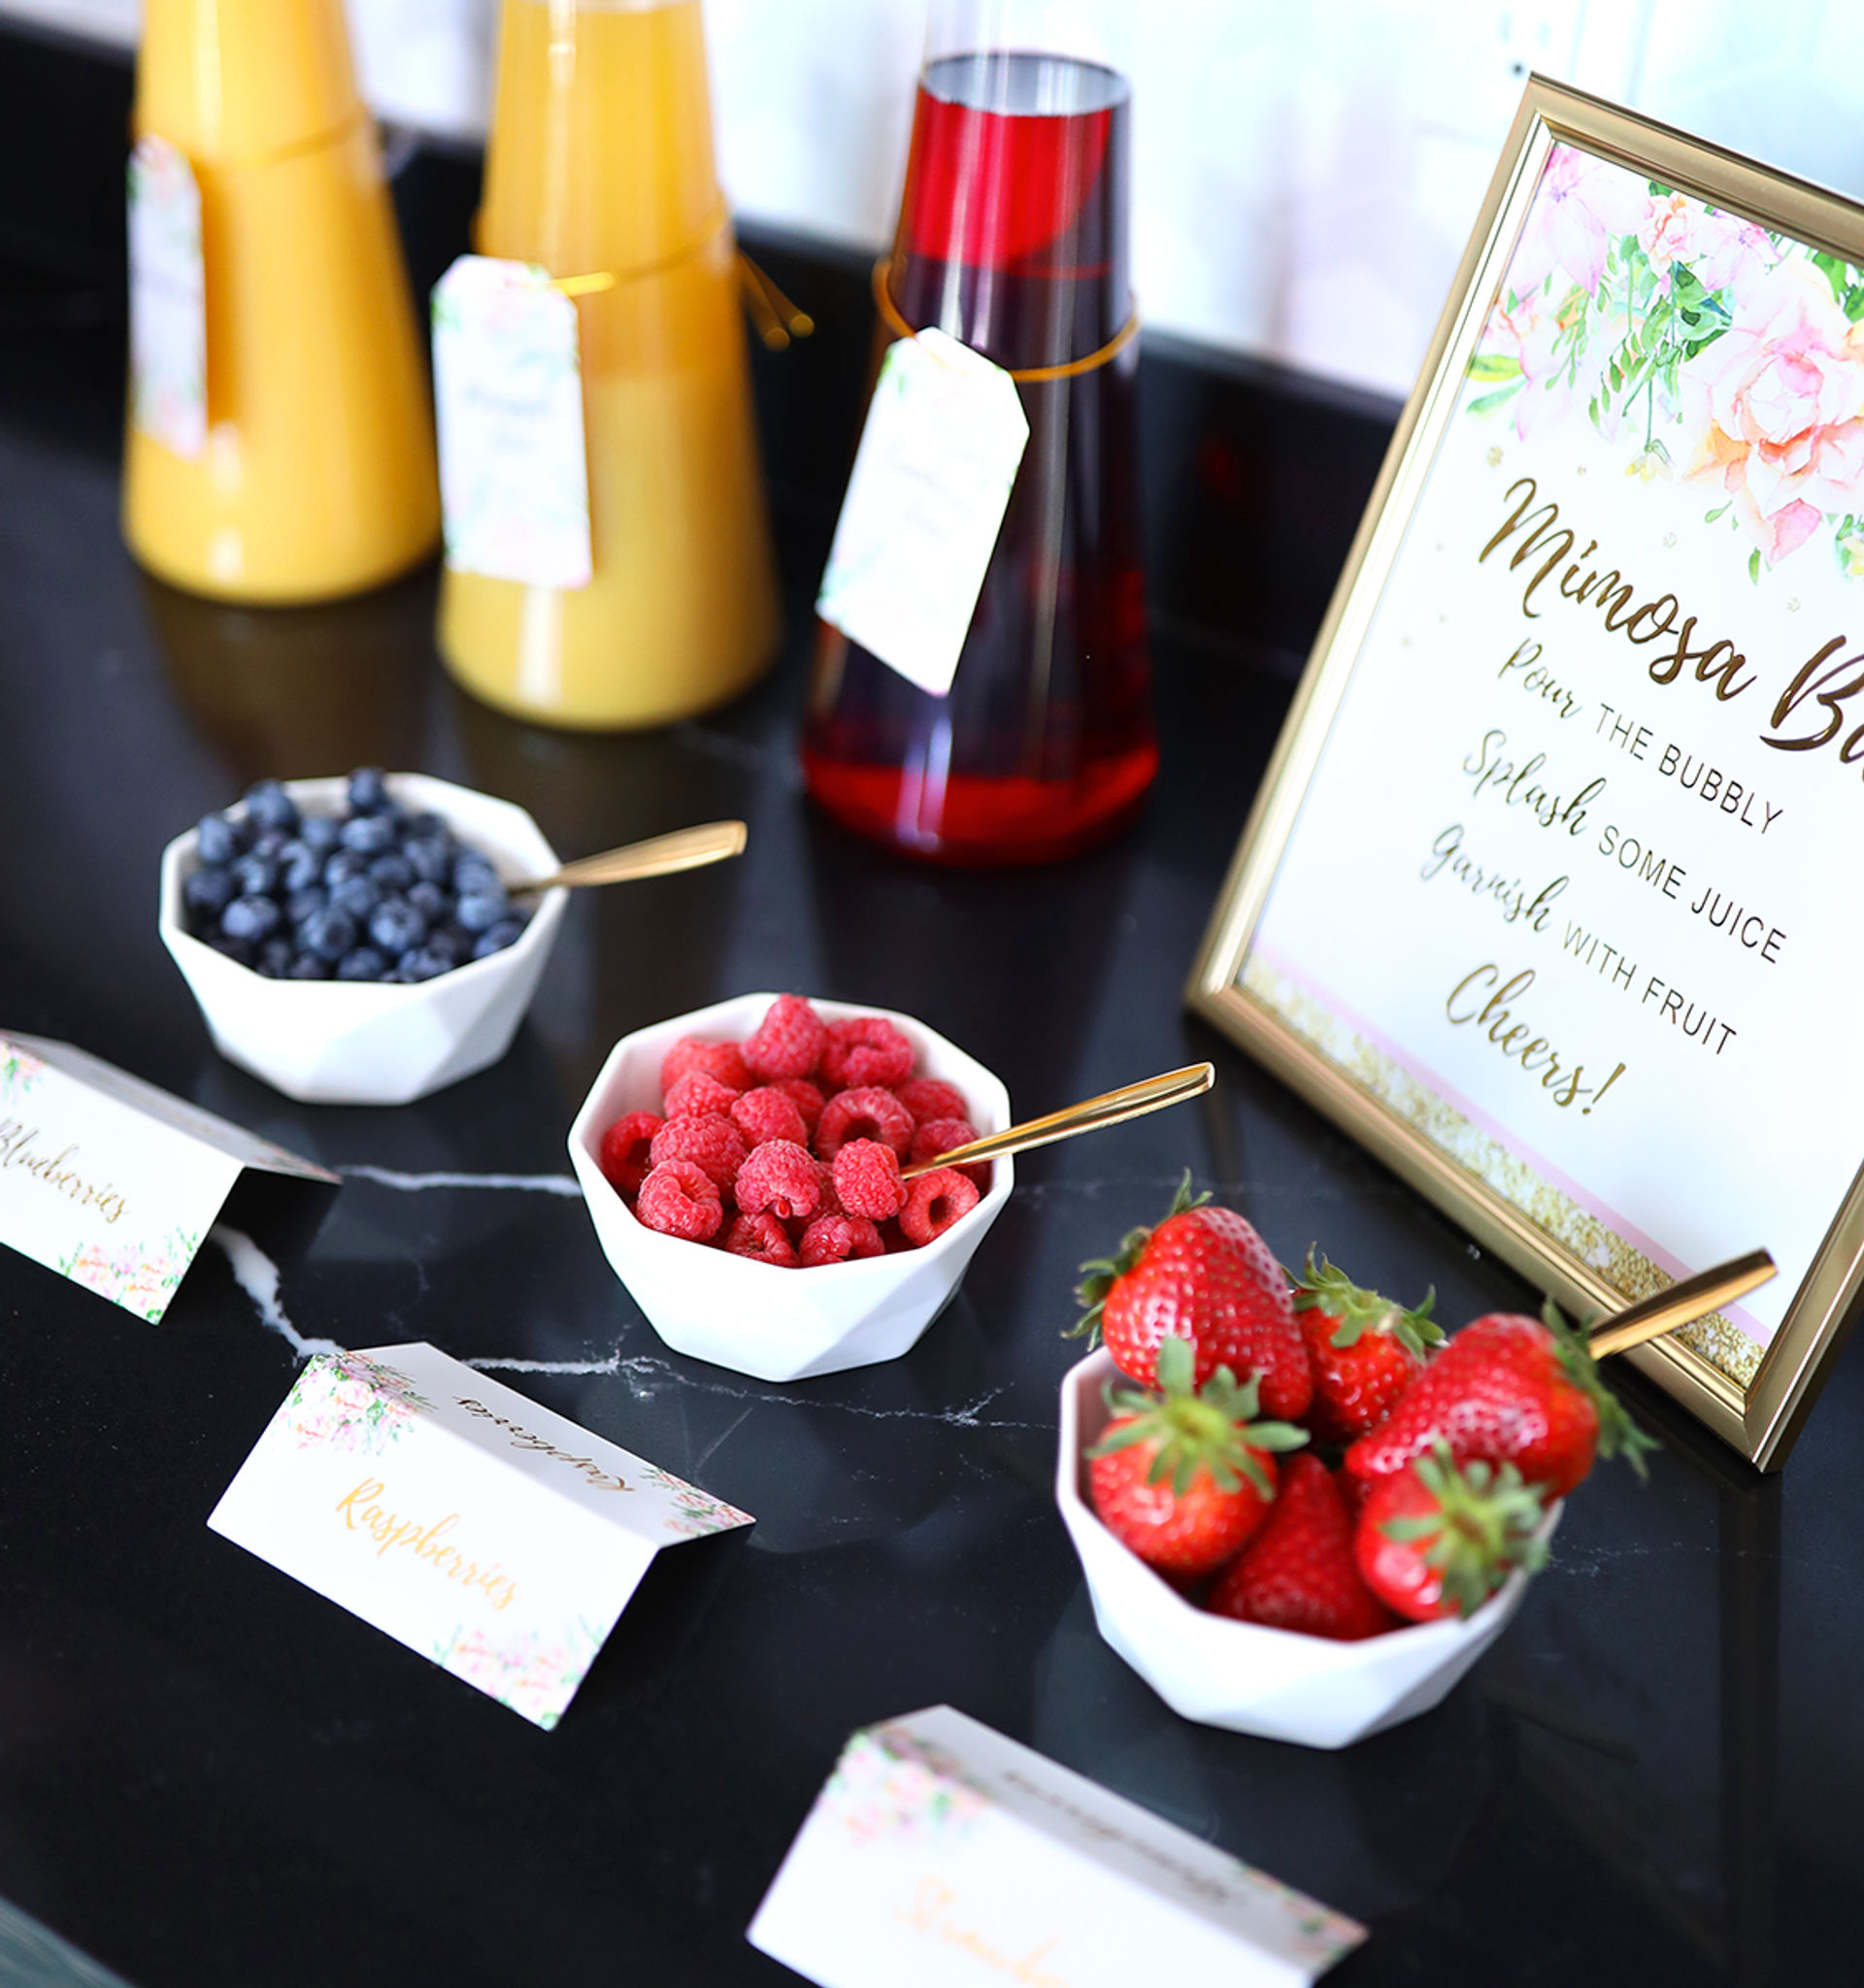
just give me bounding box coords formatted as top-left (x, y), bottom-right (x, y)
top-left (127, 133), bottom-right (207, 460)
top-left (1196, 94), bottom-right (1864, 1461)
top-left (210, 1342), bottom-right (752, 1731)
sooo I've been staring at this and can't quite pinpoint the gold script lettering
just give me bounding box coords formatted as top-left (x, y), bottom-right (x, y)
top-left (334, 1478), bottom-right (518, 1610)
top-left (892, 1876), bottom-right (1067, 1988)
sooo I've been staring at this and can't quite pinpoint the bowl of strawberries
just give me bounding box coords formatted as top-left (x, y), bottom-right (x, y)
top-left (1055, 1180), bottom-right (1647, 1748)
top-left (567, 992), bottom-right (1013, 1382)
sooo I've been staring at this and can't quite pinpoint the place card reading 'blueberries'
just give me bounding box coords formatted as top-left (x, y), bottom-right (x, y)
top-left (0, 1031), bottom-right (337, 1322)
top-left (209, 1342), bottom-right (755, 1729)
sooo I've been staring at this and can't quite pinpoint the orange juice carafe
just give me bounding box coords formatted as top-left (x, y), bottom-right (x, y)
top-left (124, 0), bottom-right (440, 602)
top-left (438, 0), bottom-right (779, 729)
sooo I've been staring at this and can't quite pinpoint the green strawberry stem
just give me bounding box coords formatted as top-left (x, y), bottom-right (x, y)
top-left (1289, 1246), bottom-right (1445, 1358)
top-left (1542, 1300), bottom-right (1660, 1478)
top-left (1381, 1441), bottom-right (1550, 1617)
top-left (1090, 1334), bottom-right (1308, 1501)
top-left (1067, 1170), bottom-right (1208, 1344)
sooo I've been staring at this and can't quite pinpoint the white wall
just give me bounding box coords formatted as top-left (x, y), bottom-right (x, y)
top-left (14, 0), bottom-right (1864, 400)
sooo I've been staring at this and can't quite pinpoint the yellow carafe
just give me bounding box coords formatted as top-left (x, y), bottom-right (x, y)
top-left (124, 0), bottom-right (440, 603)
top-left (438, 0), bottom-right (779, 730)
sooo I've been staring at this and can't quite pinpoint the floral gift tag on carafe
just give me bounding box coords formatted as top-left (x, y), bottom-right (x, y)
top-left (127, 133), bottom-right (207, 459)
top-left (817, 328), bottom-right (1029, 697)
top-left (432, 254), bottom-right (593, 589)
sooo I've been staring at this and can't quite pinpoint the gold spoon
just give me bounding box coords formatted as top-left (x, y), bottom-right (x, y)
top-left (900, 1062), bottom-right (1215, 1180)
top-left (1585, 1247), bottom-right (1776, 1357)
top-left (513, 819), bottom-right (748, 894)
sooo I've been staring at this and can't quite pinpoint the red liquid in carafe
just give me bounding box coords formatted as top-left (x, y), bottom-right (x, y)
top-left (803, 50), bottom-right (1155, 866)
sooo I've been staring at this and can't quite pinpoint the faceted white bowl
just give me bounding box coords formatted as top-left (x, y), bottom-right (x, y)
top-left (159, 773), bottom-right (568, 1107)
top-left (1056, 1349), bottom-right (1559, 1749)
top-left (567, 993), bottom-right (1013, 1383)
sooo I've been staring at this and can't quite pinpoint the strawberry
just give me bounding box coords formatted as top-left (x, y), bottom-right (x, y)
top-left (1206, 1453), bottom-right (1398, 1640)
top-left (1291, 1249), bottom-right (1444, 1444)
top-left (1070, 1175), bottom-right (1313, 1419)
top-left (1087, 1336), bottom-right (1308, 1580)
top-left (1346, 1301), bottom-right (1655, 1498)
top-left (1355, 1442), bottom-right (1549, 1621)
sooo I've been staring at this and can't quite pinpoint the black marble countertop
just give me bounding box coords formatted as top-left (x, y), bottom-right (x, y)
top-left (3, 86), bottom-right (1861, 1988)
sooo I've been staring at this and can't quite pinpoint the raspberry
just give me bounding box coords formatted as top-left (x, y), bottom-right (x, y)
top-left (899, 1167), bottom-right (981, 1245)
top-left (895, 1077), bottom-right (969, 1127)
top-left (636, 1160), bottom-right (724, 1242)
top-left (814, 1160), bottom-right (845, 1218)
top-left (816, 1084), bottom-right (915, 1160)
top-left (909, 1116), bottom-right (989, 1192)
top-left (772, 1077), bottom-right (826, 1136)
top-left (598, 1110), bottom-right (664, 1196)
top-left (820, 1015), bottom-right (915, 1091)
top-left (730, 1085), bottom-right (810, 1149)
top-left (798, 1214), bottom-right (886, 1267)
top-left (742, 994), bottom-right (828, 1080)
top-left (664, 1070), bottom-right (741, 1119)
top-left (723, 1211), bottom-right (800, 1267)
top-left (831, 1138), bottom-right (905, 1219)
top-left (659, 1036), bottom-right (751, 1097)
top-left (649, 1113), bottom-right (748, 1193)
top-left (733, 1139), bottom-right (824, 1222)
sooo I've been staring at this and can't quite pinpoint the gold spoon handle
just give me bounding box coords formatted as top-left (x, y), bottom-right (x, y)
top-left (1586, 1247), bottom-right (1776, 1358)
top-left (901, 1063), bottom-right (1215, 1181)
top-left (516, 819), bottom-right (748, 894)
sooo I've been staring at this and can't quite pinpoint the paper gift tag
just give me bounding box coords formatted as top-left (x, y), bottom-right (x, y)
top-left (127, 133), bottom-right (207, 460)
top-left (0, 1032), bottom-right (335, 1323)
top-left (431, 253), bottom-right (594, 589)
top-left (749, 1706), bottom-right (1366, 1988)
top-left (816, 329), bottom-right (1030, 697)
top-left (209, 1342), bottom-right (754, 1730)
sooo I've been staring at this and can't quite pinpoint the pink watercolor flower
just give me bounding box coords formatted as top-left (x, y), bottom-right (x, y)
top-left (1682, 256), bottom-right (1864, 565)
top-left (1507, 143), bottom-right (1649, 301)
top-left (1477, 285), bottom-right (1576, 439)
top-left (1638, 191), bottom-right (1773, 297)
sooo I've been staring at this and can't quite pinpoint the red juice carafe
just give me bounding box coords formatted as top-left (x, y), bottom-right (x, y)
top-left (802, 2), bottom-right (1154, 866)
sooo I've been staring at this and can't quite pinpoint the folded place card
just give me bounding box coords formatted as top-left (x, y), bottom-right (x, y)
top-left (749, 1706), bottom-right (1366, 1988)
top-left (208, 1342), bottom-right (753, 1729)
top-left (0, 1031), bottom-right (337, 1323)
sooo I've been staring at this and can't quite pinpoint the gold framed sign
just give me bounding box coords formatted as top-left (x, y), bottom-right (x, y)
top-left (1188, 79), bottom-right (1864, 1470)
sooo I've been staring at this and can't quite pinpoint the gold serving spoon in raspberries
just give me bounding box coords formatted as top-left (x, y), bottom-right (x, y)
top-left (513, 819), bottom-right (747, 895)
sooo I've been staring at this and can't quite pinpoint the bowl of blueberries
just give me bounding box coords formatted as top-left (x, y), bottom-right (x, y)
top-left (159, 768), bottom-right (569, 1105)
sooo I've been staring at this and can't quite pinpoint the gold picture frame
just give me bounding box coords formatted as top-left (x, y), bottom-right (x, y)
top-left (1187, 78), bottom-right (1864, 1470)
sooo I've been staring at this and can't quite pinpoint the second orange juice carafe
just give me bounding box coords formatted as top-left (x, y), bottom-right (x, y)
top-left (124, 0), bottom-right (440, 603)
top-left (439, 0), bottom-right (779, 729)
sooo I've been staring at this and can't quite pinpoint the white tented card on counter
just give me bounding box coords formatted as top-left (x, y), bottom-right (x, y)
top-left (126, 133), bottom-right (207, 459)
top-left (749, 1706), bottom-right (1366, 1988)
top-left (816, 328), bottom-right (1029, 697)
top-left (431, 254), bottom-right (594, 589)
top-left (0, 1032), bottom-right (336, 1323)
top-left (208, 1342), bottom-right (754, 1730)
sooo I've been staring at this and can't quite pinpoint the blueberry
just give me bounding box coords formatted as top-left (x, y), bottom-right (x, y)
top-left (369, 851), bottom-right (415, 892)
top-left (348, 767), bottom-right (390, 815)
top-left (407, 879), bottom-right (447, 921)
top-left (300, 814), bottom-right (342, 857)
top-left (256, 937), bottom-right (293, 978)
top-left (452, 853), bottom-right (500, 897)
top-left (196, 812), bottom-right (245, 865)
top-left (285, 884), bottom-right (327, 924)
top-left (330, 874), bottom-right (383, 920)
top-left (323, 847), bottom-right (369, 886)
top-left (245, 779), bottom-right (300, 834)
top-left (220, 894), bottom-right (282, 942)
top-left (336, 946), bottom-right (388, 981)
top-left (454, 887), bottom-right (510, 934)
top-left (368, 897), bottom-right (427, 955)
top-left (394, 946), bottom-right (453, 982)
top-left (233, 851), bottom-right (279, 898)
top-left (422, 928), bottom-right (463, 968)
top-left (340, 812), bottom-right (397, 857)
top-left (285, 952), bottom-right (331, 980)
top-left (299, 906), bottom-right (357, 963)
top-left (278, 840), bottom-right (323, 895)
top-left (205, 931), bottom-right (255, 966)
top-left (250, 828), bottom-right (291, 861)
top-left (472, 917), bottom-right (527, 960)
top-left (183, 866), bottom-right (237, 920)
top-left (403, 834), bottom-right (454, 885)
top-left (405, 811), bottom-right (449, 840)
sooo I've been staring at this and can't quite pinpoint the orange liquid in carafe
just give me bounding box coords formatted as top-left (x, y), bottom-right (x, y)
top-left (438, 0), bottom-right (778, 730)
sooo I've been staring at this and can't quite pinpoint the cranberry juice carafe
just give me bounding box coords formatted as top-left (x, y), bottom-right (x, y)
top-left (803, 5), bottom-right (1154, 865)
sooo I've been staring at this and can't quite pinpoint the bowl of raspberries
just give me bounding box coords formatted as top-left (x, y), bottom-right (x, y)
top-left (1055, 1180), bottom-right (1650, 1748)
top-left (159, 770), bottom-right (568, 1106)
top-left (566, 992), bottom-right (1013, 1382)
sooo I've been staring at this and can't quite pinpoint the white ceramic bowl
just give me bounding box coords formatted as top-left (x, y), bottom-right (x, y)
top-left (567, 993), bottom-right (1013, 1383)
top-left (159, 773), bottom-right (569, 1107)
top-left (1055, 1349), bottom-right (1559, 1749)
